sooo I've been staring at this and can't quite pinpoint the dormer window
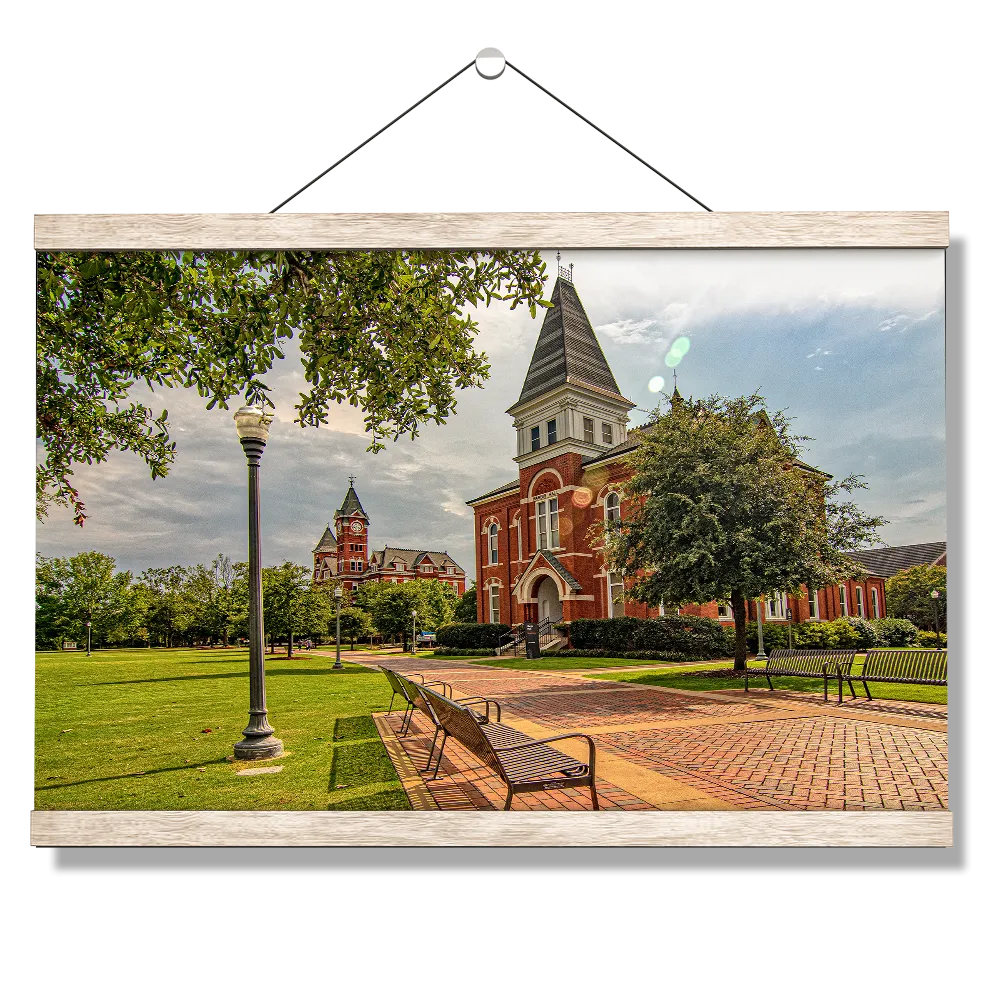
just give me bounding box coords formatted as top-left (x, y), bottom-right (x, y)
top-left (530, 426), bottom-right (540, 451)
top-left (546, 419), bottom-right (557, 445)
top-left (583, 417), bottom-right (594, 443)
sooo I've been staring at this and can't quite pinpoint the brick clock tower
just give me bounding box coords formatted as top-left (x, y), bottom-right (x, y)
top-left (313, 477), bottom-right (370, 592)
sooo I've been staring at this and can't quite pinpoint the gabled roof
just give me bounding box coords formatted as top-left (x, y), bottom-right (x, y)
top-left (313, 525), bottom-right (337, 552)
top-left (848, 541), bottom-right (946, 579)
top-left (335, 483), bottom-right (369, 521)
top-left (539, 550), bottom-right (583, 592)
top-left (513, 276), bottom-right (628, 408)
top-left (370, 546), bottom-right (465, 575)
top-left (466, 479), bottom-right (520, 506)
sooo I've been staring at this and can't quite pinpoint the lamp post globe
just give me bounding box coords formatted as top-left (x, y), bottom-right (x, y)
top-left (85, 619), bottom-right (92, 657)
top-left (232, 405), bottom-right (283, 761)
top-left (333, 584), bottom-right (344, 670)
top-left (411, 609), bottom-right (418, 653)
top-left (754, 601), bottom-right (767, 660)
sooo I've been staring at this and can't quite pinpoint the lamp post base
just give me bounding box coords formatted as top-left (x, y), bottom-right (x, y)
top-left (233, 734), bottom-right (284, 760)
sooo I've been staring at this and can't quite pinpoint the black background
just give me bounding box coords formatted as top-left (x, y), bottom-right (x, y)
top-left (25, 29), bottom-right (960, 836)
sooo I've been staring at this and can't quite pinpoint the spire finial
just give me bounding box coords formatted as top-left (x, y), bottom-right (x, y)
top-left (673, 368), bottom-right (677, 391)
top-left (348, 475), bottom-right (356, 488)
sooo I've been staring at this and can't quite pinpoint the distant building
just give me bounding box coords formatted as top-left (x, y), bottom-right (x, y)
top-left (312, 479), bottom-right (467, 595)
top-left (849, 541), bottom-right (946, 578)
top-left (467, 268), bottom-right (887, 627)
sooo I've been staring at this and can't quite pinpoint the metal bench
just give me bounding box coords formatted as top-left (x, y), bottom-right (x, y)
top-left (378, 666), bottom-right (453, 726)
top-left (848, 648), bottom-right (948, 700)
top-left (420, 684), bottom-right (599, 810)
top-left (744, 648), bottom-right (858, 703)
top-left (393, 671), bottom-right (501, 771)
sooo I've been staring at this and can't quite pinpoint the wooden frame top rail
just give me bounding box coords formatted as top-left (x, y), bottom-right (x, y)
top-left (34, 211), bottom-right (949, 250)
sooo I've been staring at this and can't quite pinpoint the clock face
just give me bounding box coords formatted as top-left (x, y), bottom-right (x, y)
top-left (349, 520), bottom-right (364, 535)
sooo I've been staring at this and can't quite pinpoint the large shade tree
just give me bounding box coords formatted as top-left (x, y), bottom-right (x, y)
top-left (37, 250), bottom-right (549, 524)
top-left (600, 393), bottom-right (887, 670)
top-left (886, 564), bottom-right (947, 631)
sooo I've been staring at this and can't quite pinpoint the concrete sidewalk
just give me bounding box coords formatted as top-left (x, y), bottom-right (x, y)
top-left (325, 651), bottom-right (948, 812)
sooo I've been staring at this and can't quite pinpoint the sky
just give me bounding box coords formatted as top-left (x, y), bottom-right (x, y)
top-left (35, 249), bottom-right (946, 579)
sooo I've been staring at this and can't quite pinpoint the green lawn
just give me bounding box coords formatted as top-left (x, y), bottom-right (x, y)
top-left (35, 648), bottom-right (410, 811)
top-left (466, 656), bottom-right (731, 672)
top-left (598, 659), bottom-right (948, 705)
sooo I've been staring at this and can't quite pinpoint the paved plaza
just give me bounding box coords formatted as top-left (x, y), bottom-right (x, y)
top-left (345, 653), bottom-right (948, 812)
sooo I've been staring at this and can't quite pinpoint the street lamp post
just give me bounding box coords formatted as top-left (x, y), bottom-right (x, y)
top-left (232, 405), bottom-right (283, 761)
top-left (411, 609), bottom-right (417, 654)
top-left (85, 620), bottom-right (92, 657)
top-left (930, 589), bottom-right (942, 648)
top-left (333, 584), bottom-right (343, 669)
top-left (786, 607), bottom-right (793, 650)
top-left (754, 600), bottom-right (767, 660)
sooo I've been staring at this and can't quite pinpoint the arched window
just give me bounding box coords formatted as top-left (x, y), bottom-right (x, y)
top-left (871, 587), bottom-right (880, 619)
top-left (605, 491), bottom-right (621, 525)
top-left (488, 523), bottom-right (499, 565)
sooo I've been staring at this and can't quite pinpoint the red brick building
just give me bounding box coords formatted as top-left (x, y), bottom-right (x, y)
top-left (313, 479), bottom-right (467, 595)
top-left (467, 270), bottom-right (885, 629)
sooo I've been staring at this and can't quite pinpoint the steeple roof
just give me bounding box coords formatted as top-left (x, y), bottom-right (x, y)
top-left (514, 276), bottom-right (627, 408)
top-left (313, 525), bottom-right (337, 552)
top-left (335, 481), bottom-right (369, 522)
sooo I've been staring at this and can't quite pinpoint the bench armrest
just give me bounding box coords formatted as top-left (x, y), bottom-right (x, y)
top-left (422, 679), bottom-right (453, 698)
top-left (495, 732), bottom-right (596, 773)
top-left (455, 696), bottom-right (502, 722)
top-left (401, 672), bottom-right (425, 683)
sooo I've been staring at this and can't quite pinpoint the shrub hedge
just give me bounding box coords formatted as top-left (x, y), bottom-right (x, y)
top-left (435, 623), bottom-right (508, 648)
top-left (916, 630), bottom-right (947, 648)
top-left (568, 615), bottom-right (731, 658)
top-left (873, 617), bottom-right (919, 647)
top-left (543, 648), bottom-right (721, 662)
top-left (433, 647), bottom-right (496, 657)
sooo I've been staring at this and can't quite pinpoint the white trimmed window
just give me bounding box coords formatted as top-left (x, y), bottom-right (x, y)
top-left (809, 589), bottom-right (820, 620)
top-left (605, 491), bottom-right (621, 526)
top-left (838, 584), bottom-right (848, 617)
top-left (489, 584), bottom-right (501, 624)
top-left (602, 422), bottom-right (613, 444)
top-left (583, 417), bottom-right (595, 443)
top-left (530, 426), bottom-right (540, 452)
top-left (609, 573), bottom-right (625, 617)
top-left (488, 523), bottom-right (499, 565)
top-left (547, 419), bottom-right (557, 446)
top-left (871, 587), bottom-right (880, 619)
top-left (536, 497), bottom-right (559, 549)
top-left (515, 518), bottom-right (523, 562)
top-left (718, 601), bottom-right (733, 619)
top-left (854, 585), bottom-right (865, 618)
top-left (766, 592), bottom-right (787, 619)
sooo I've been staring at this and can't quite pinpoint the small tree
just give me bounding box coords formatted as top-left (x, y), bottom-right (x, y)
top-left (886, 564), bottom-right (947, 631)
top-left (263, 563), bottom-right (328, 657)
top-left (600, 393), bottom-right (886, 671)
top-left (336, 606), bottom-right (375, 650)
top-left (453, 585), bottom-right (478, 624)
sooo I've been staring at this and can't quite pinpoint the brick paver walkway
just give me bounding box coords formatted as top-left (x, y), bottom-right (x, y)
top-left (328, 652), bottom-right (949, 812)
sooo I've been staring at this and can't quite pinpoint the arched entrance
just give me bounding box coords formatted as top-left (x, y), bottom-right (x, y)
top-left (535, 575), bottom-right (563, 623)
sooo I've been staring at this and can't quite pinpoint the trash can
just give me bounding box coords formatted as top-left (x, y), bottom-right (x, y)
top-left (524, 621), bottom-right (541, 659)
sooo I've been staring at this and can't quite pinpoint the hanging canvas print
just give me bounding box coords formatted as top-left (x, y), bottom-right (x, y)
top-left (32, 212), bottom-right (951, 846)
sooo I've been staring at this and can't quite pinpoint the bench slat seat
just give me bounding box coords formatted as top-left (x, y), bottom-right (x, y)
top-left (850, 649), bottom-right (948, 700)
top-left (419, 684), bottom-right (599, 809)
top-left (744, 648), bottom-right (857, 702)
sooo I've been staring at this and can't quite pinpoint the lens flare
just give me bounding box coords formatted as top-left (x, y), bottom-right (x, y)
top-left (647, 375), bottom-right (665, 393)
top-left (664, 335), bottom-right (691, 368)
top-left (571, 487), bottom-right (593, 508)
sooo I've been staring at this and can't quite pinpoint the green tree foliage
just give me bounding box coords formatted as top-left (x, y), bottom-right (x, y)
top-left (35, 551), bottom-right (141, 649)
top-left (599, 394), bottom-right (886, 670)
top-left (453, 585), bottom-right (478, 623)
top-left (885, 564), bottom-right (947, 631)
top-left (354, 579), bottom-right (457, 645)
top-left (334, 606), bottom-right (375, 650)
top-left (37, 250), bottom-right (549, 524)
top-left (263, 562), bottom-right (331, 657)
top-left (137, 566), bottom-right (195, 648)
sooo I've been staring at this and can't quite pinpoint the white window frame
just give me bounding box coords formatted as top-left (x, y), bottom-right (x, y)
top-left (516, 518), bottom-right (523, 562)
top-left (838, 584), bottom-right (848, 618)
top-left (530, 426), bottom-right (540, 452)
top-left (766, 592), bottom-right (787, 620)
top-left (854, 585), bottom-right (865, 618)
top-left (489, 584), bottom-right (501, 624)
top-left (546, 418), bottom-right (557, 446)
top-left (605, 491), bottom-right (621, 525)
top-left (602, 421), bottom-right (613, 444)
top-left (536, 497), bottom-right (559, 550)
top-left (583, 417), bottom-right (594, 443)
top-left (487, 523), bottom-right (499, 565)
top-left (718, 601), bottom-right (734, 620)
top-left (809, 589), bottom-right (820, 620)
top-left (608, 572), bottom-right (625, 617)
top-left (871, 587), bottom-right (880, 619)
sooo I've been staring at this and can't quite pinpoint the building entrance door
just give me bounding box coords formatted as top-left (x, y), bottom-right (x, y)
top-left (536, 576), bottom-right (562, 622)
